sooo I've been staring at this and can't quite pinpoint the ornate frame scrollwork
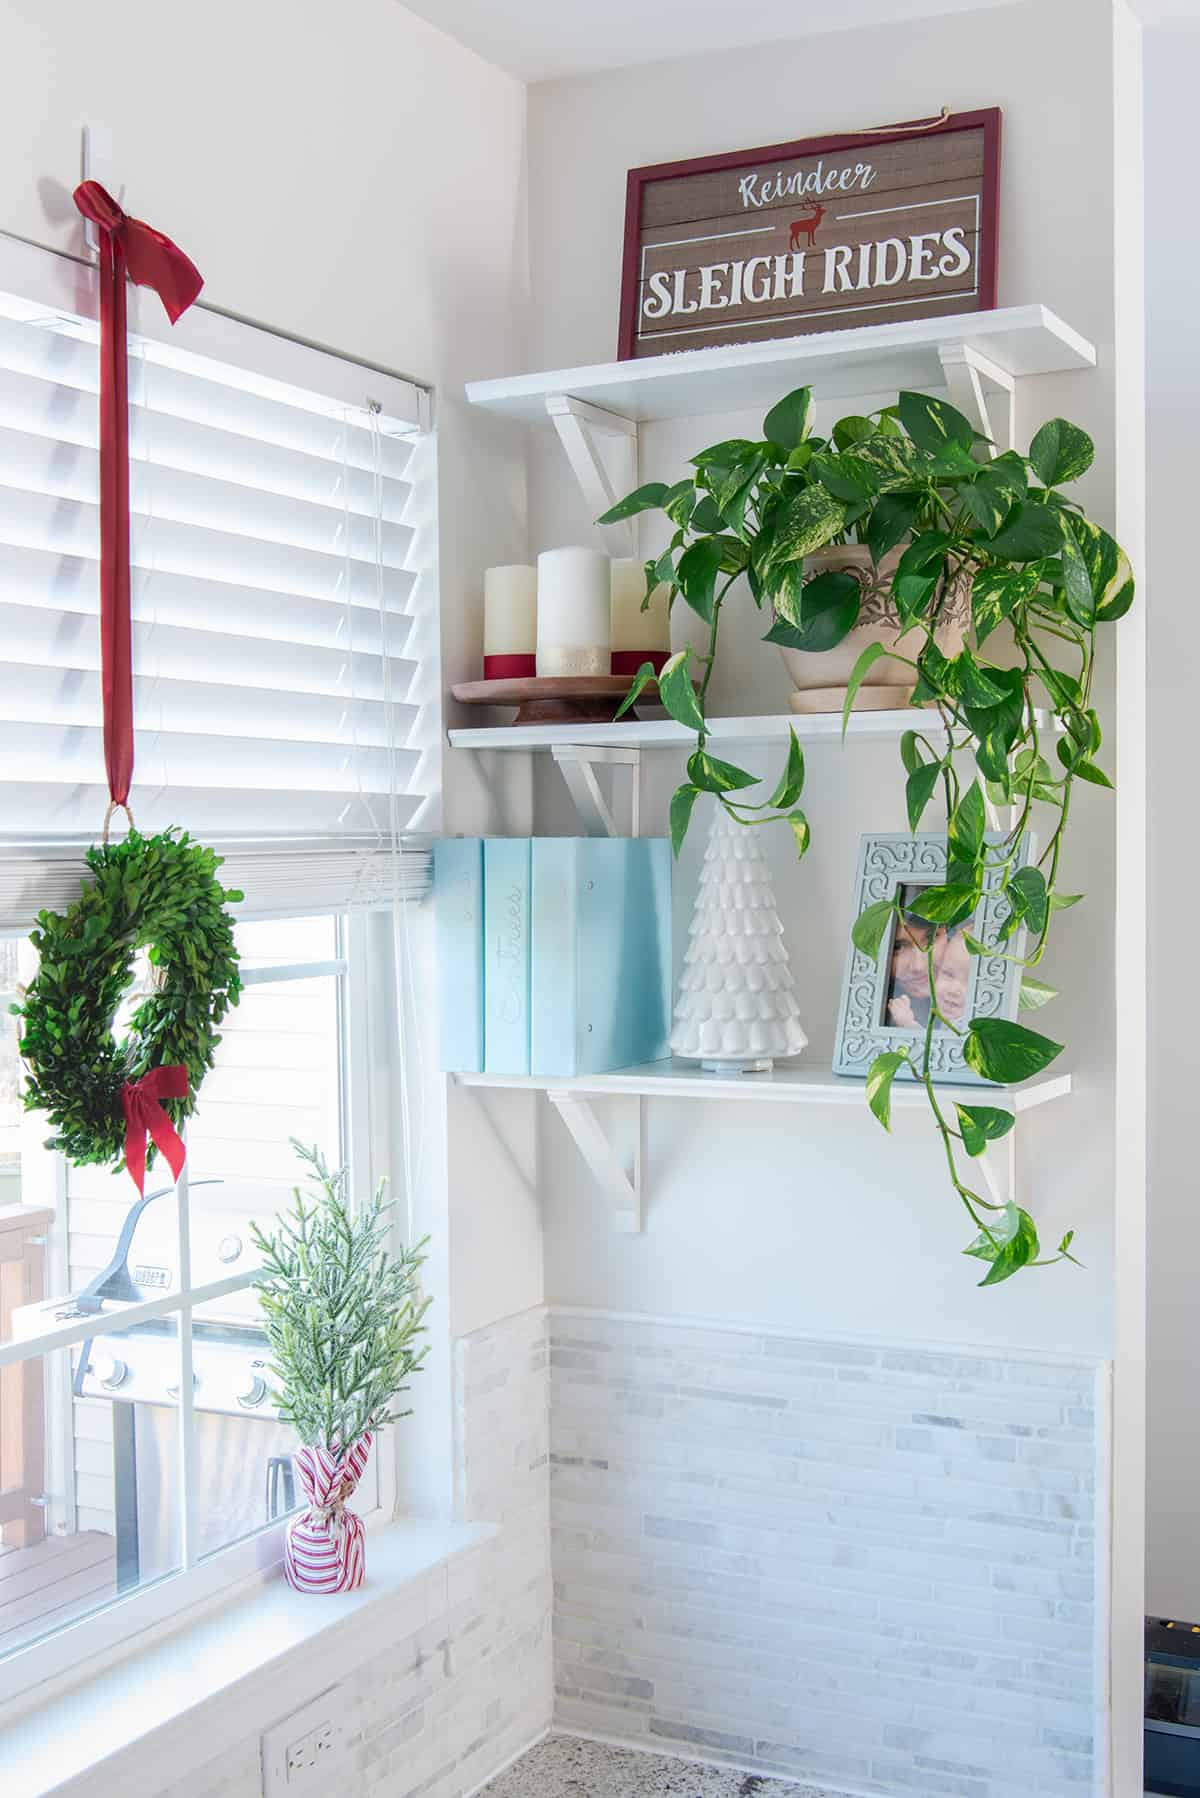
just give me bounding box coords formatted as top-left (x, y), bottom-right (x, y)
top-left (832, 831), bottom-right (1028, 1085)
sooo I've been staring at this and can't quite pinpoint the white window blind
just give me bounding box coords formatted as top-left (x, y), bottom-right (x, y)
top-left (0, 233), bottom-right (433, 921)
top-left (0, 835), bottom-right (431, 928)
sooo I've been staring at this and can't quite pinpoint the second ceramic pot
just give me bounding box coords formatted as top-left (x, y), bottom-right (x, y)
top-left (776, 543), bottom-right (970, 714)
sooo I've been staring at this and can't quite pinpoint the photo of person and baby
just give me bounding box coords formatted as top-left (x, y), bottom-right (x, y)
top-left (884, 883), bottom-right (973, 1031)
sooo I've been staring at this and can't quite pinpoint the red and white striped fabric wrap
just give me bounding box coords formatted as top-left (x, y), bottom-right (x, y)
top-left (283, 1434), bottom-right (372, 1594)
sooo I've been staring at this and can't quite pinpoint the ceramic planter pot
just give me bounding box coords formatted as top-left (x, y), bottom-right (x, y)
top-left (284, 1433), bottom-right (372, 1593)
top-left (775, 543), bottom-right (970, 714)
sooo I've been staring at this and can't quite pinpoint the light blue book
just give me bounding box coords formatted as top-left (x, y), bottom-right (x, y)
top-left (531, 838), bottom-right (672, 1077)
top-left (484, 838), bottom-right (532, 1075)
top-left (432, 838), bottom-right (484, 1073)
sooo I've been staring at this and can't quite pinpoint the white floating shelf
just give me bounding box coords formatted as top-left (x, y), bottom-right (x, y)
top-left (455, 1060), bottom-right (1070, 1229)
top-left (465, 305), bottom-right (1095, 428)
top-left (448, 708), bottom-right (1057, 753)
top-left (455, 1060), bottom-right (1071, 1114)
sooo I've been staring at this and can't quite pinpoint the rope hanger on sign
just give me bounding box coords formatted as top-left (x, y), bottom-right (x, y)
top-left (852, 106), bottom-right (954, 136)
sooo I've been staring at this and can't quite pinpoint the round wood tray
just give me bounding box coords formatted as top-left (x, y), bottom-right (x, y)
top-left (452, 675), bottom-right (669, 727)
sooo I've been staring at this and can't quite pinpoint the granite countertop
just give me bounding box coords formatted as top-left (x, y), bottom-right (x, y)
top-left (478, 1734), bottom-right (845, 1797)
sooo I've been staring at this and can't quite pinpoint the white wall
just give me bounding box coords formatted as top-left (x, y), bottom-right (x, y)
top-left (1144, 19), bottom-right (1200, 1622)
top-left (526, 0), bottom-right (1114, 373)
top-left (517, 0), bottom-right (1124, 1357)
top-left (0, 0), bottom-right (522, 412)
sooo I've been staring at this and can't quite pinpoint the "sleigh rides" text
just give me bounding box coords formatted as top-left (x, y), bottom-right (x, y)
top-left (642, 227), bottom-right (973, 323)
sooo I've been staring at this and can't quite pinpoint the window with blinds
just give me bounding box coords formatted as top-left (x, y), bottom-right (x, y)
top-left (0, 232), bottom-right (433, 917)
top-left (0, 236), bottom-right (432, 1695)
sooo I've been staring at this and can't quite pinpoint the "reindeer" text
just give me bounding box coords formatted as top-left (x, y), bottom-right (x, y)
top-left (738, 161), bottom-right (877, 208)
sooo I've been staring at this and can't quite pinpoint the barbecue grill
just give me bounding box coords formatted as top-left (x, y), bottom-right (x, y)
top-left (12, 1179), bottom-right (299, 1586)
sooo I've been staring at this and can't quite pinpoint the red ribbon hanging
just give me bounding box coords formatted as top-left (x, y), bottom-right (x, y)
top-left (73, 183), bottom-right (203, 1190)
top-left (121, 1066), bottom-right (190, 1197)
top-left (72, 180), bottom-right (203, 808)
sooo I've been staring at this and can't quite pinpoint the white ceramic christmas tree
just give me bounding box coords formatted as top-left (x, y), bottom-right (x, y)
top-left (671, 802), bottom-right (808, 1073)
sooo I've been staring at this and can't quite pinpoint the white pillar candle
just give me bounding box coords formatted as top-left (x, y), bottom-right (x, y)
top-left (483, 564), bottom-right (537, 679)
top-left (610, 557), bottom-right (671, 676)
top-left (535, 546), bottom-right (611, 677)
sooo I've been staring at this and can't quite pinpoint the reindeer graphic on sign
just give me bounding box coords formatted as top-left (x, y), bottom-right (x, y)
top-left (789, 204), bottom-right (826, 251)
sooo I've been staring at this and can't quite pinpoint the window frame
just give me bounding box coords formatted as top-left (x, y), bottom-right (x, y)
top-left (0, 909), bottom-right (400, 1716)
top-left (0, 226), bottom-right (430, 1717)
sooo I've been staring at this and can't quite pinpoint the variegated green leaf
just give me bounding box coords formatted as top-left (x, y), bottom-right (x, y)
top-left (614, 661), bottom-right (660, 721)
top-left (767, 729), bottom-right (805, 810)
top-left (687, 749), bottom-right (759, 794)
top-left (760, 485), bottom-right (846, 573)
top-left (867, 1050), bottom-right (910, 1131)
top-left (598, 482), bottom-right (668, 524)
top-left (897, 390), bottom-right (974, 454)
top-left (762, 387), bottom-right (814, 451)
top-left (954, 1103), bottom-right (1016, 1158)
top-left (657, 650), bottom-right (705, 733)
top-left (669, 783), bottom-right (702, 857)
top-left (964, 1202), bottom-right (1040, 1286)
top-left (1065, 515), bottom-right (1134, 623)
top-left (1029, 418), bottom-right (1094, 488)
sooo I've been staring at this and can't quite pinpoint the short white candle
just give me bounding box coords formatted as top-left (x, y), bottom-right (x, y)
top-left (536, 546), bottom-right (611, 677)
top-left (610, 558), bottom-right (671, 675)
top-left (483, 565), bottom-right (537, 678)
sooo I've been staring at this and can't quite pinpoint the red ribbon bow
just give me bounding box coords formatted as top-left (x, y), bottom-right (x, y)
top-left (72, 181), bottom-right (203, 807)
top-left (121, 1065), bottom-right (189, 1196)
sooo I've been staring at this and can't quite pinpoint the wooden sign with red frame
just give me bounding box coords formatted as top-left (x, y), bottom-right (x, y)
top-left (617, 109), bottom-right (1001, 360)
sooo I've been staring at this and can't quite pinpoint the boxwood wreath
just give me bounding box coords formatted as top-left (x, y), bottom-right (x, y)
top-left (603, 384), bottom-right (1133, 1287)
top-left (14, 829), bottom-right (242, 1171)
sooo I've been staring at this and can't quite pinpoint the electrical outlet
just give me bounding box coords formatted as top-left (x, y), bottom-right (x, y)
top-left (262, 1686), bottom-right (348, 1798)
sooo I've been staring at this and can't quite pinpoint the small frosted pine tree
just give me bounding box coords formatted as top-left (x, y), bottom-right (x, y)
top-left (671, 802), bottom-right (808, 1072)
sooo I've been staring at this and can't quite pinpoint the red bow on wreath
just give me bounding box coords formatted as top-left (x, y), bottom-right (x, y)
top-left (74, 182), bottom-right (203, 1192)
top-left (121, 1066), bottom-right (189, 1198)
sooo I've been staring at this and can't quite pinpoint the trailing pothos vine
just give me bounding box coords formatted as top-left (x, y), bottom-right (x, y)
top-left (601, 385), bottom-right (1133, 1286)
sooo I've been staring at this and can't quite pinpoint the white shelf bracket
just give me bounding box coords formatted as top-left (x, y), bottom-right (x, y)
top-left (455, 1081), bottom-right (537, 1205)
top-left (551, 745), bottom-right (642, 838)
top-left (546, 394), bottom-right (639, 555)
top-left (976, 1127), bottom-right (1018, 1211)
top-left (937, 343), bottom-right (1016, 454)
top-left (547, 1090), bottom-right (643, 1232)
top-left (982, 792), bottom-right (1016, 833)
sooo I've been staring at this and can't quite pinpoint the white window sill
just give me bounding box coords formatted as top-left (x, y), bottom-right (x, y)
top-left (3, 1517), bottom-right (497, 1798)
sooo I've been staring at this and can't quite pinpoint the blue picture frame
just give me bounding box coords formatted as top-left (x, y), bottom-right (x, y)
top-left (832, 830), bottom-right (1030, 1085)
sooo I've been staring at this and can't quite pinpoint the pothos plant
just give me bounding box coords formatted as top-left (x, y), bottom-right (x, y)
top-left (600, 385), bottom-right (1133, 1286)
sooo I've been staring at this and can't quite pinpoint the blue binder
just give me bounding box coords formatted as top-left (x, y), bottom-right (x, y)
top-left (531, 838), bottom-right (672, 1077)
top-left (484, 838), bottom-right (532, 1075)
top-left (432, 838), bottom-right (484, 1073)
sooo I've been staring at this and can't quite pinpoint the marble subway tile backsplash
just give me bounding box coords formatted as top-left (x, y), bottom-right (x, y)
top-left (549, 1312), bottom-right (1106, 1798)
top-left (131, 1305), bottom-right (1106, 1798)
